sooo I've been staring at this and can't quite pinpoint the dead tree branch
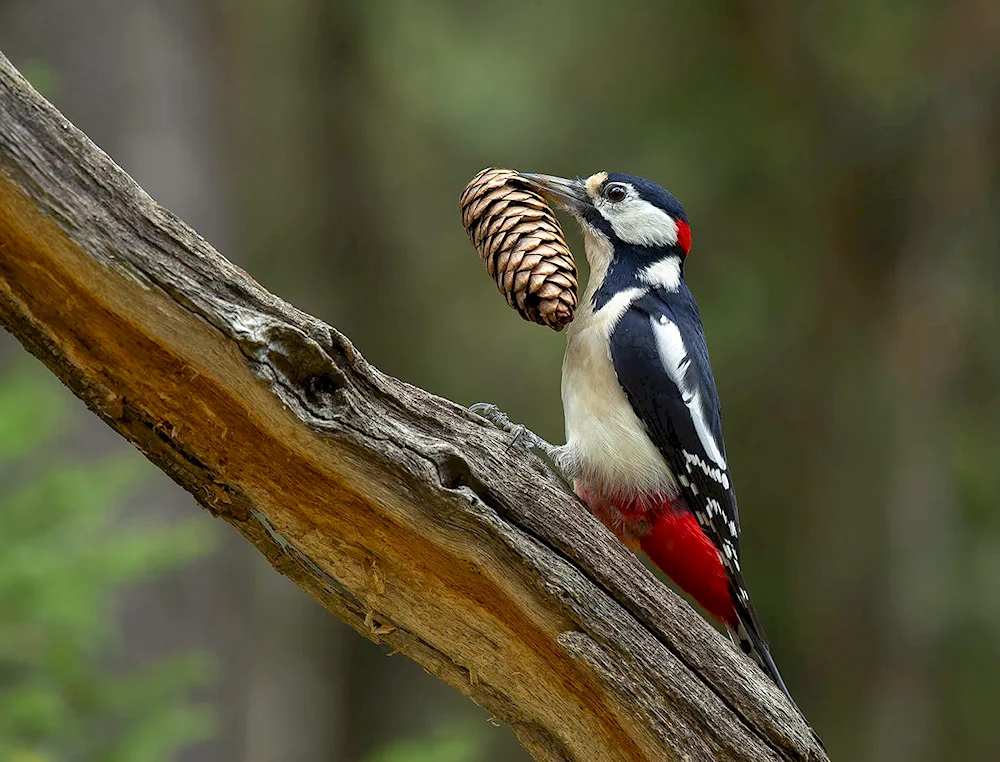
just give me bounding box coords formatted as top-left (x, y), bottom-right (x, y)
top-left (0, 52), bottom-right (826, 762)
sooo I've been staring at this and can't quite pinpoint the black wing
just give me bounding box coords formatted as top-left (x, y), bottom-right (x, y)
top-left (610, 287), bottom-right (795, 704)
top-left (610, 287), bottom-right (740, 559)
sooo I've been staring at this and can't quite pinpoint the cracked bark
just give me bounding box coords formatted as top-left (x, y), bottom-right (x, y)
top-left (0, 52), bottom-right (827, 762)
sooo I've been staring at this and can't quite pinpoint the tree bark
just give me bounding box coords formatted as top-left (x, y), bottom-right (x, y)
top-left (0, 51), bottom-right (826, 762)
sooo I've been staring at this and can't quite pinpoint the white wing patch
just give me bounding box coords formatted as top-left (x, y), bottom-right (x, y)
top-left (650, 315), bottom-right (729, 471)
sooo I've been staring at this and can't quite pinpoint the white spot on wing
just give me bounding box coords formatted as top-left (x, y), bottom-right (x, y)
top-left (684, 450), bottom-right (730, 488)
top-left (652, 318), bottom-right (728, 469)
top-left (721, 540), bottom-right (741, 572)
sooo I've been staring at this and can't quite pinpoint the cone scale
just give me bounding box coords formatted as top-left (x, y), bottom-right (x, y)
top-left (460, 168), bottom-right (578, 331)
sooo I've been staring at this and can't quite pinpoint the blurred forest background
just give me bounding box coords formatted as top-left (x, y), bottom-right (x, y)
top-left (1, 1), bottom-right (999, 761)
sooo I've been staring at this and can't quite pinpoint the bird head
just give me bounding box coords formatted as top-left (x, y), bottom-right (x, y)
top-left (519, 172), bottom-right (691, 278)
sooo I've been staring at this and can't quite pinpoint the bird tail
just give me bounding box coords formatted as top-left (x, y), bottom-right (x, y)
top-left (731, 606), bottom-right (829, 752)
top-left (727, 591), bottom-right (799, 713)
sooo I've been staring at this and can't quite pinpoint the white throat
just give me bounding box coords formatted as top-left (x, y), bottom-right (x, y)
top-left (555, 223), bottom-right (678, 496)
top-left (577, 222), bottom-right (615, 310)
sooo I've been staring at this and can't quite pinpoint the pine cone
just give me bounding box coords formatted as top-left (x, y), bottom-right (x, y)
top-left (460, 168), bottom-right (578, 331)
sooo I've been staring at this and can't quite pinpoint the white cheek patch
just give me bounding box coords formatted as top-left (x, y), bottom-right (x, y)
top-left (600, 197), bottom-right (679, 248)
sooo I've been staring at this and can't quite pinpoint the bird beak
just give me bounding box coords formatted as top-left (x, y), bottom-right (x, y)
top-left (518, 173), bottom-right (589, 215)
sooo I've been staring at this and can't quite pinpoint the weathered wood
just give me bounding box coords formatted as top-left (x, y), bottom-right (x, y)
top-left (0, 51), bottom-right (827, 762)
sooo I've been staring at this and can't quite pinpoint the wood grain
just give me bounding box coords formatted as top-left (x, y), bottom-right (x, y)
top-left (0, 51), bottom-right (827, 762)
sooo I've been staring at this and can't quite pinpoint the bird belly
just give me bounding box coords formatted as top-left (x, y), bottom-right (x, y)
top-left (560, 313), bottom-right (676, 496)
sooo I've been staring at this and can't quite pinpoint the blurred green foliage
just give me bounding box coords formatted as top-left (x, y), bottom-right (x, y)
top-left (16, 58), bottom-right (57, 101)
top-left (0, 363), bottom-right (216, 761)
top-left (365, 723), bottom-right (484, 762)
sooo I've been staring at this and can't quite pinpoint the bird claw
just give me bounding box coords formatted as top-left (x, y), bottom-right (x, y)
top-left (470, 402), bottom-right (572, 488)
top-left (505, 424), bottom-right (528, 454)
top-left (470, 402), bottom-right (546, 453)
top-left (470, 402), bottom-right (515, 433)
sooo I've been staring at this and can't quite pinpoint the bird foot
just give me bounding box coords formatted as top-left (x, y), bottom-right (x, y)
top-left (470, 402), bottom-right (572, 488)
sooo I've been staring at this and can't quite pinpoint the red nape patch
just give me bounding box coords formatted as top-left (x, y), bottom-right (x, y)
top-left (676, 220), bottom-right (692, 255)
top-left (639, 510), bottom-right (735, 625)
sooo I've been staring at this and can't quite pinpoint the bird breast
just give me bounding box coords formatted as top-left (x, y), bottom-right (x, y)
top-left (559, 292), bottom-right (678, 498)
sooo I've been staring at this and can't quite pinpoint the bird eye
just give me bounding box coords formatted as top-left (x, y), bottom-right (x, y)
top-left (604, 183), bottom-right (628, 202)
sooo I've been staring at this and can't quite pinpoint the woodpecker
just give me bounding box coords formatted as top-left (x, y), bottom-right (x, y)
top-left (473, 171), bottom-right (796, 707)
